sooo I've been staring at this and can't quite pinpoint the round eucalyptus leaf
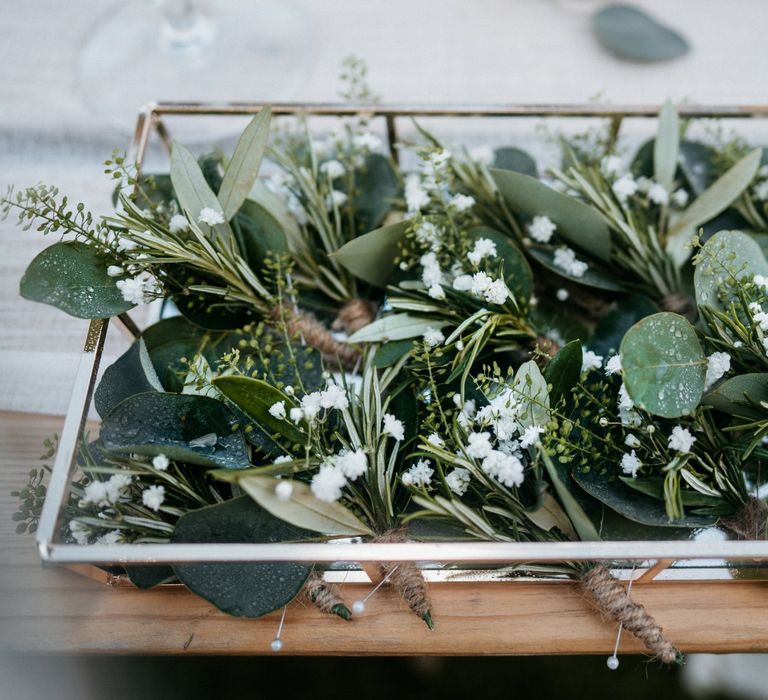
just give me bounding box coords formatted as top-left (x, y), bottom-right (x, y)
top-left (592, 4), bottom-right (689, 63)
top-left (694, 230), bottom-right (768, 312)
top-left (20, 241), bottom-right (134, 319)
top-left (620, 312), bottom-right (706, 418)
top-left (172, 496), bottom-right (313, 618)
top-left (100, 392), bottom-right (249, 469)
top-left (492, 147), bottom-right (537, 177)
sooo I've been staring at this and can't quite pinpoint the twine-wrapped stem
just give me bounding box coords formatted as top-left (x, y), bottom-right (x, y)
top-left (301, 569), bottom-right (351, 620)
top-left (580, 564), bottom-right (681, 665)
top-left (720, 496), bottom-right (768, 540)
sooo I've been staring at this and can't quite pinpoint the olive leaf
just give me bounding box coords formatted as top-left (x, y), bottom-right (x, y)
top-left (170, 141), bottom-right (233, 242)
top-left (703, 373), bottom-right (768, 420)
top-left (510, 360), bottom-right (549, 429)
top-left (694, 230), bottom-right (768, 311)
top-left (172, 496), bottom-right (313, 618)
top-left (620, 312), bottom-right (706, 418)
top-left (331, 219), bottom-right (409, 287)
top-left (540, 452), bottom-right (600, 541)
top-left (668, 148), bottom-right (762, 239)
top-left (20, 241), bottom-right (134, 319)
top-left (348, 313), bottom-right (446, 343)
top-left (654, 99), bottom-right (679, 192)
top-left (212, 376), bottom-right (304, 445)
top-left (94, 339), bottom-right (163, 417)
top-left (592, 4), bottom-right (689, 63)
top-left (235, 475), bottom-right (373, 536)
top-left (218, 107), bottom-right (272, 221)
top-left (491, 168), bottom-right (612, 262)
top-left (100, 392), bottom-right (249, 469)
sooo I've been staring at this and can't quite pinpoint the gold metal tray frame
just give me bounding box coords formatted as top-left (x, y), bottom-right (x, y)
top-left (34, 105), bottom-right (768, 636)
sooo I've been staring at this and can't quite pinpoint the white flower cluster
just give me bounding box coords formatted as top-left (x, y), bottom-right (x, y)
top-left (80, 474), bottom-right (132, 508)
top-left (599, 156), bottom-right (688, 208)
top-left (115, 271), bottom-right (162, 306)
top-left (581, 349), bottom-right (603, 374)
top-left (668, 425), bottom-right (696, 453)
top-left (142, 484), bottom-right (166, 512)
top-left (467, 237), bottom-right (497, 266)
top-left (271, 381), bottom-right (350, 427)
top-left (310, 448), bottom-right (368, 502)
top-left (704, 351), bottom-right (731, 390)
top-left (617, 383), bottom-right (642, 428)
top-left (402, 459), bottom-right (434, 488)
top-left (528, 215), bottom-right (556, 244)
top-left (423, 327), bottom-right (445, 347)
top-left (621, 450), bottom-right (643, 478)
top-left (319, 159), bottom-right (346, 179)
top-left (452, 271), bottom-right (510, 305)
top-left (553, 246), bottom-right (588, 278)
top-left (198, 207), bottom-right (225, 226)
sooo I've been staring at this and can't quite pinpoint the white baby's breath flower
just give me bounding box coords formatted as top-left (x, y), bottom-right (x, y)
top-left (423, 327), bottom-right (445, 347)
top-left (600, 154), bottom-right (624, 179)
top-left (612, 174), bottom-right (638, 202)
top-left (289, 407), bottom-right (304, 424)
top-left (449, 193), bottom-right (475, 212)
top-left (326, 190), bottom-right (348, 210)
top-left (152, 454), bottom-right (170, 471)
top-left (466, 431), bottom-right (493, 459)
top-left (621, 450), bottom-right (643, 478)
top-left (116, 238), bottom-right (137, 252)
top-left (469, 145), bottom-right (494, 166)
top-left (353, 132), bottom-right (382, 152)
top-left (96, 529), bottom-right (124, 546)
top-left (274, 455), bottom-right (292, 464)
top-left (428, 284), bottom-right (446, 300)
top-left (605, 355), bottom-right (622, 375)
top-left (415, 221), bottom-right (441, 250)
top-left (142, 484), bottom-right (165, 512)
top-left (405, 174), bottom-right (430, 213)
top-left (311, 464), bottom-right (347, 502)
top-left (668, 426), bottom-right (696, 454)
top-left (647, 182), bottom-right (669, 206)
top-left (481, 450), bottom-right (524, 487)
top-left (484, 278), bottom-right (510, 305)
top-left (469, 271), bottom-right (493, 297)
top-left (169, 214), bottom-right (189, 233)
top-left (107, 265), bottom-right (123, 277)
top-left (704, 351), bottom-right (731, 390)
top-left (445, 467), bottom-right (471, 496)
top-left (382, 413), bottom-right (405, 441)
top-left (275, 480), bottom-right (293, 501)
top-left (754, 275), bottom-right (768, 290)
top-left (671, 188), bottom-right (689, 208)
top-left (320, 383), bottom-right (349, 410)
top-left (319, 159), bottom-right (345, 179)
top-left (528, 215), bottom-right (557, 244)
top-left (581, 349), bottom-right (603, 374)
top-left (337, 449), bottom-right (367, 480)
top-left (427, 433), bottom-right (445, 448)
top-left (754, 180), bottom-right (768, 201)
top-left (116, 276), bottom-right (149, 305)
top-left (69, 520), bottom-right (90, 545)
top-left (452, 274), bottom-right (473, 292)
top-left (467, 238), bottom-right (497, 266)
top-left (403, 459), bottom-right (434, 488)
top-left (198, 207), bottom-right (225, 226)
top-left (269, 401), bottom-right (287, 420)
top-left (553, 246), bottom-right (588, 278)
top-left (624, 433), bottom-right (640, 448)
top-left (519, 425), bottom-right (544, 449)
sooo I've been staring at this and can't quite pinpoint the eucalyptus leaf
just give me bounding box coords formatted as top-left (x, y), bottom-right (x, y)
top-left (123, 565), bottom-right (176, 589)
top-left (493, 147), bottom-right (537, 177)
top-left (100, 392), bottom-right (249, 469)
top-left (212, 376), bottom-right (304, 445)
top-left (589, 295), bottom-right (659, 356)
top-left (218, 107), bottom-right (272, 221)
top-left (94, 339), bottom-right (163, 418)
top-left (620, 312), bottom-right (706, 418)
top-left (170, 142), bottom-right (233, 241)
top-left (236, 476), bottom-right (373, 536)
top-left (694, 230), bottom-right (768, 311)
top-left (592, 4), bottom-right (689, 63)
top-left (491, 169), bottom-right (612, 262)
top-left (470, 226), bottom-right (533, 303)
top-left (528, 247), bottom-right (624, 291)
top-left (678, 141), bottom-right (718, 196)
top-left (668, 148), bottom-right (761, 238)
top-left (232, 199), bottom-right (288, 270)
top-left (172, 496), bottom-right (313, 618)
top-left (573, 468), bottom-right (716, 527)
top-left (543, 340), bottom-right (582, 404)
top-left (349, 153), bottom-right (401, 233)
top-left (703, 373), bottom-right (768, 420)
top-left (20, 241), bottom-right (134, 319)
top-left (331, 219), bottom-right (409, 287)
top-left (347, 313), bottom-right (446, 343)
top-left (654, 100), bottom-right (679, 191)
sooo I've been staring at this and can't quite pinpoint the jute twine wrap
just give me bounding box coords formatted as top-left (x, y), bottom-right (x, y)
top-left (720, 497), bottom-right (768, 540)
top-left (580, 564), bottom-right (680, 665)
top-left (301, 570), bottom-right (350, 618)
top-left (274, 307), bottom-right (361, 368)
top-left (373, 528), bottom-right (433, 622)
top-left (333, 299), bottom-right (378, 335)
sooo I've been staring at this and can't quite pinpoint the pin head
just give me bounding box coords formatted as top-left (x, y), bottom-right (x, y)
top-left (606, 655), bottom-right (619, 670)
top-left (352, 600), bottom-right (366, 615)
top-left (270, 638), bottom-right (283, 653)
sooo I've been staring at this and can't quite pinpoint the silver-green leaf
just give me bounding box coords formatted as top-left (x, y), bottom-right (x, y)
top-left (654, 99), bottom-right (679, 191)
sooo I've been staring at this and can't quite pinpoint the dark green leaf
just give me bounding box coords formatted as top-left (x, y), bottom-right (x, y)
top-left (101, 392), bottom-right (249, 469)
top-left (703, 373), bottom-right (768, 420)
top-left (172, 496), bottom-right (313, 618)
top-left (573, 468), bottom-right (715, 527)
top-left (141, 316), bottom-right (212, 392)
top-left (94, 339), bottom-right (163, 418)
top-left (20, 241), bottom-right (133, 319)
top-left (493, 147), bottom-right (537, 177)
top-left (592, 4), bottom-right (689, 63)
top-left (124, 565), bottom-right (176, 589)
top-left (349, 153), bottom-right (401, 233)
top-left (331, 219), bottom-right (409, 287)
top-left (492, 169), bottom-right (612, 262)
top-left (373, 339), bottom-right (415, 368)
top-left (544, 340), bottom-right (582, 404)
top-left (590, 295), bottom-right (659, 356)
top-left (232, 199), bottom-right (288, 269)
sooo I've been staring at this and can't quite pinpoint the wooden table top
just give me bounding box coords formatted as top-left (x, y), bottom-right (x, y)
top-left (2, 410), bottom-right (767, 656)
